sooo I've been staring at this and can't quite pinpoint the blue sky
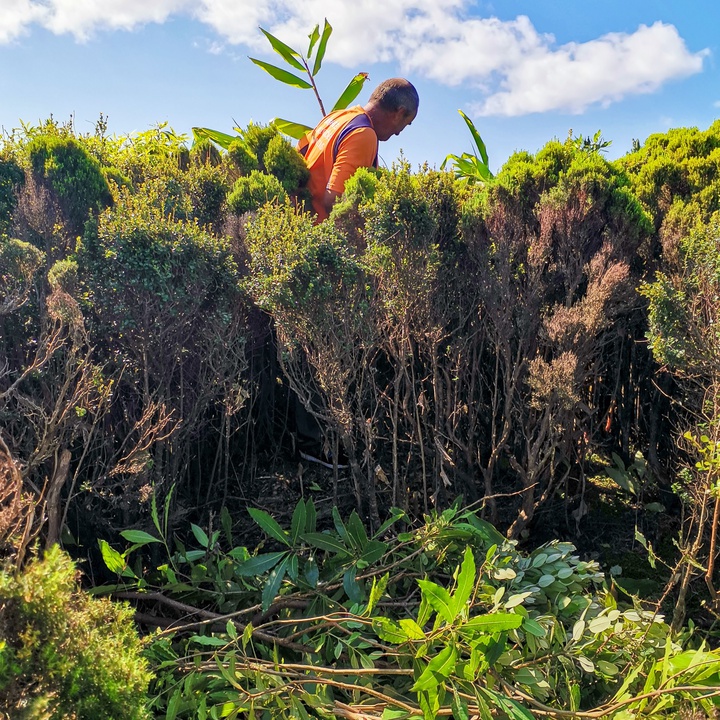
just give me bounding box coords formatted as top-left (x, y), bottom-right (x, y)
top-left (1, 1), bottom-right (718, 173)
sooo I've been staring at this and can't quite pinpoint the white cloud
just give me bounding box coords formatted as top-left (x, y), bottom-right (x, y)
top-left (0, 0), bottom-right (707, 116)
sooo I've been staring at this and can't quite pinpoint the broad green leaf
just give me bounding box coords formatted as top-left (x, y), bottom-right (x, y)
top-left (500, 698), bottom-right (535, 720)
top-left (398, 618), bottom-right (425, 640)
top-left (307, 24), bottom-right (320, 57)
top-left (271, 117), bottom-right (312, 140)
top-left (260, 27), bottom-right (305, 72)
top-left (331, 72), bottom-right (369, 112)
top-left (191, 523), bottom-right (209, 548)
top-left (380, 709), bottom-right (410, 720)
top-left (417, 579), bottom-right (454, 624)
top-left (360, 539), bottom-right (388, 564)
top-left (248, 507), bottom-right (290, 546)
top-left (99, 539), bottom-right (125, 575)
top-left (343, 567), bottom-right (364, 604)
top-left (226, 620), bottom-right (238, 639)
top-left (411, 645), bottom-right (457, 691)
top-left (301, 532), bottom-right (349, 554)
top-left (460, 612), bottom-right (523, 634)
top-left (290, 498), bottom-right (306, 544)
top-left (236, 551), bottom-right (287, 576)
top-left (522, 617), bottom-right (546, 637)
top-left (190, 634), bottom-right (227, 647)
top-left (249, 58), bottom-right (313, 89)
top-left (504, 592), bottom-right (532, 609)
top-left (311, 19), bottom-right (333, 76)
top-left (366, 573), bottom-right (389, 615)
top-left (373, 617), bottom-right (407, 644)
top-left (120, 529), bottom-right (161, 545)
top-left (261, 554), bottom-right (290, 610)
top-left (463, 514), bottom-right (506, 545)
top-left (192, 126), bottom-right (239, 150)
top-left (452, 546), bottom-right (476, 616)
top-left (374, 507), bottom-right (406, 538)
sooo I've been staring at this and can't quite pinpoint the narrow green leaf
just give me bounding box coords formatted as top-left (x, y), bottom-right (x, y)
top-left (380, 710), bottom-right (410, 720)
top-left (220, 506), bottom-right (233, 545)
top-left (250, 58), bottom-right (313, 89)
top-left (463, 514), bottom-right (506, 545)
top-left (458, 110), bottom-right (489, 166)
top-left (460, 612), bottom-right (523, 634)
top-left (190, 634), bottom-right (227, 647)
top-left (262, 555), bottom-right (290, 610)
top-left (304, 556), bottom-right (319, 587)
top-left (346, 510), bottom-right (369, 550)
top-left (99, 539), bottom-right (125, 575)
top-left (301, 532), bottom-right (349, 554)
top-left (451, 689), bottom-right (470, 720)
top-left (305, 497), bottom-right (317, 533)
top-left (311, 19), bottom-right (333, 76)
top-left (307, 24), bottom-right (320, 57)
top-left (343, 567), bottom-right (364, 604)
top-left (366, 573), bottom-right (389, 615)
top-left (360, 539), bottom-right (388, 565)
top-left (417, 579), bottom-right (454, 623)
top-left (248, 507), bottom-right (290, 546)
top-left (236, 551), bottom-right (287, 576)
top-left (290, 498), bottom-right (306, 545)
top-left (331, 72), bottom-right (369, 112)
top-left (374, 507), bottom-right (406, 539)
top-left (120, 529), bottom-right (162, 545)
top-left (192, 126), bottom-right (239, 150)
top-left (260, 27), bottom-right (305, 72)
top-left (412, 645), bottom-right (457, 691)
top-left (191, 523), bottom-right (209, 548)
top-left (271, 117), bottom-right (312, 140)
top-left (373, 617), bottom-right (407, 644)
top-left (332, 506), bottom-right (351, 544)
top-left (452, 546), bottom-right (476, 616)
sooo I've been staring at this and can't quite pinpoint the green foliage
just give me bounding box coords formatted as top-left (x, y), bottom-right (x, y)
top-left (27, 133), bottom-right (112, 233)
top-left (186, 162), bottom-right (231, 229)
top-left (263, 134), bottom-right (310, 193)
top-left (188, 137), bottom-right (222, 167)
top-left (0, 545), bottom-right (151, 719)
top-left (227, 138), bottom-right (259, 175)
top-left (103, 501), bottom-right (720, 719)
top-left (47, 257), bottom-right (78, 294)
top-left (0, 235), bottom-right (44, 314)
top-left (227, 169), bottom-right (288, 215)
top-left (442, 110), bottom-right (494, 184)
top-left (0, 157), bottom-right (24, 234)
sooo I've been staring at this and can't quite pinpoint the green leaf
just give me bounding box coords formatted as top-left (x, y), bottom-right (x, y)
top-left (346, 510), bottom-right (369, 550)
top-left (307, 24), bottom-right (320, 57)
top-left (311, 19), bottom-right (333, 75)
top-left (460, 612), bottom-right (523, 634)
top-left (271, 117), bottom-right (312, 140)
top-left (191, 523), bottom-right (209, 548)
top-left (398, 618), bottom-right (425, 640)
top-left (249, 58), bottom-right (313, 89)
top-left (301, 532), bottom-right (348, 555)
top-left (305, 497), bottom-right (317, 533)
top-left (260, 27), bottom-right (305, 72)
top-left (343, 567), bottom-right (364, 604)
top-left (522, 617), bottom-right (545, 637)
top-left (304, 557), bottom-right (319, 587)
top-left (452, 546), bottom-right (476, 616)
top-left (120, 529), bottom-right (161, 545)
top-left (412, 645), bottom-right (457, 691)
top-left (332, 506), bottom-right (351, 545)
top-left (373, 617), bottom-right (407, 644)
top-left (262, 554), bottom-right (290, 610)
top-left (361, 539), bottom-right (388, 565)
top-left (331, 72), bottom-right (369, 112)
top-left (366, 573), bottom-right (389, 615)
top-left (192, 126), bottom-right (239, 150)
top-left (458, 110), bottom-right (489, 167)
top-left (248, 507), bottom-right (290, 546)
top-left (236, 551), bottom-right (287, 576)
top-left (463, 514), bottom-right (506, 545)
top-left (374, 507), bottom-right (406, 538)
top-left (290, 499), bottom-right (306, 545)
top-left (451, 689), bottom-right (470, 720)
top-left (99, 539), bottom-right (125, 575)
top-left (190, 634), bottom-right (227, 647)
top-left (380, 710), bottom-right (410, 720)
top-left (417, 579), bottom-right (454, 624)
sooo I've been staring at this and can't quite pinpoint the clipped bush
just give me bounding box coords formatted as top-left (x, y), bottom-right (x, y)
top-left (227, 170), bottom-right (287, 215)
top-left (27, 134), bottom-right (112, 234)
top-left (263, 134), bottom-right (309, 193)
top-left (242, 122), bottom-right (278, 170)
top-left (0, 545), bottom-right (151, 719)
top-left (189, 138), bottom-right (222, 167)
top-left (227, 139), bottom-right (259, 176)
top-left (187, 163), bottom-right (230, 229)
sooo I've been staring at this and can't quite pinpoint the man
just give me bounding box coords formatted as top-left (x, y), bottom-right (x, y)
top-left (298, 78), bottom-right (419, 222)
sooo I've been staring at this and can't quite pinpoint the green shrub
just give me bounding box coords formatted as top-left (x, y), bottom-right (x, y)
top-left (47, 258), bottom-right (78, 294)
top-left (227, 170), bottom-right (287, 215)
top-left (227, 139), bottom-right (259, 176)
top-left (189, 138), bottom-right (222, 167)
top-left (0, 157), bottom-right (24, 234)
top-left (242, 122), bottom-right (278, 170)
top-left (27, 134), bottom-right (112, 234)
top-left (263, 134), bottom-right (309, 193)
top-left (0, 235), bottom-right (44, 314)
top-left (0, 545), bottom-right (151, 719)
top-left (187, 163), bottom-right (230, 229)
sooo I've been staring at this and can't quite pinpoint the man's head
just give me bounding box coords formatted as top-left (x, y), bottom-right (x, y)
top-left (365, 78), bottom-right (419, 141)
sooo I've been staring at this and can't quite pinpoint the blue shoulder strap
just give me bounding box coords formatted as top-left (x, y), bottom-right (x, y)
top-left (332, 113), bottom-right (378, 167)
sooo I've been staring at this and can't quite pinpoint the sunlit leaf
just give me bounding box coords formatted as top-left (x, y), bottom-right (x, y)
top-left (411, 645), bottom-right (456, 691)
top-left (452, 546), bottom-right (476, 616)
top-left (460, 612), bottom-right (523, 634)
top-left (235, 551), bottom-right (287, 576)
top-left (331, 72), bottom-right (369, 112)
top-left (260, 27), bottom-right (305, 72)
top-left (458, 109), bottom-right (489, 167)
top-left (192, 126), bottom-right (239, 150)
top-left (249, 58), bottom-right (313, 89)
top-left (418, 579), bottom-right (454, 624)
top-left (120, 529), bottom-right (162, 545)
top-left (312, 19), bottom-right (332, 76)
top-left (307, 24), bottom-right (320, 57)
top-left (99, 539), bottom-right (125, 575)
top-left (373, 617), bottom-right (407, 644)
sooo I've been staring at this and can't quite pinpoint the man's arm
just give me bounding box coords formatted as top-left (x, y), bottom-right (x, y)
top-left (322, 188), bottom-right (342, 215)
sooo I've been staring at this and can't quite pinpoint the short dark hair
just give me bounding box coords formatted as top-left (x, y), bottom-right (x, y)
top-left (369, 78), bottom-right (419, 116)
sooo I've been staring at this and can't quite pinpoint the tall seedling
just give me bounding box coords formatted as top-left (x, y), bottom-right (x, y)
top-left (441, 110), bottom-right (494, 184)
top-left (193, 20), bottom-right (370, 147)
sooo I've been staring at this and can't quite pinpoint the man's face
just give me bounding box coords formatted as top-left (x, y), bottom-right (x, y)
top-left (378, 108), bottom-right (416, 141)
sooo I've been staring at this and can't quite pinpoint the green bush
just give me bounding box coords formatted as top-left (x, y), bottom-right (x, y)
top-left (189, 138), bottom-right (222, 167)
top-left (47, 257), bottom-right (78, 294)
top-left (0, 235), bottom-right (44, 314)
top-left (227, 170), bottom-right (287, 215)
top-left (187, 163), bottom-right (230, 229)
top-left (263, 134), bottom-right (309, 193)
top-left (227, 139), bottom-right (259, 176)
top-left (242, 122), bottom-right (278, 170)
top-left (0, 545), bottom-right (151, 719)
top-left (0, 157), bottom-right (24, 234)
top-left (27, 134), bottom-right (112, 234)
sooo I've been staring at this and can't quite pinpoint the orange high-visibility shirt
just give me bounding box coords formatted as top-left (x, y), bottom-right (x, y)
top-left (298, 106), bottom-right (378, 221)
